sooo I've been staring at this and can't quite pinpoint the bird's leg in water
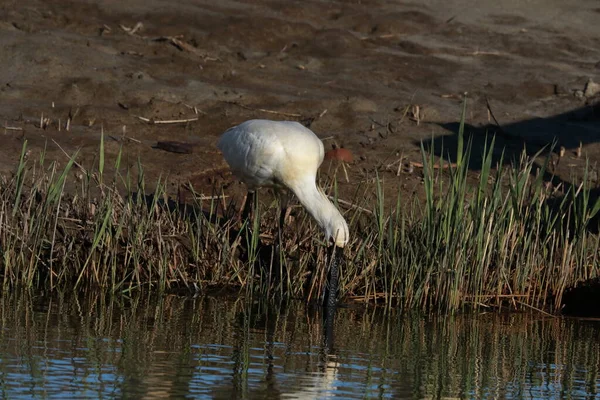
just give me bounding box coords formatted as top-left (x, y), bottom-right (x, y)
top-left (324, 246), bottom-right (343, 308)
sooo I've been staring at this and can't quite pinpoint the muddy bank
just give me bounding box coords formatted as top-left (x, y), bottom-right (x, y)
top-left (0, 0), bottom-right (599, 205)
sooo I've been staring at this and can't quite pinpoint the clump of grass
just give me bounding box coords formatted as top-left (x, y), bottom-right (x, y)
top-left (1, 136), bottom-right (220, 292)
top-left (1, 103), bottom-right (599, 313)
top-left (341, 99), bottom-right (600, 312)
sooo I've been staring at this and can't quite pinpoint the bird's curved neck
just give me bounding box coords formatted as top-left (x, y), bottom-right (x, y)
top-left (288, 179), bottom-right (343, 237)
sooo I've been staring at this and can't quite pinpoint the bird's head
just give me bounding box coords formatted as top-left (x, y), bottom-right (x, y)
top-left (325, 213), bottom-right (349, 248)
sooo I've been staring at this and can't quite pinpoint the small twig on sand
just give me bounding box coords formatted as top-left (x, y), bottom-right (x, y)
top-left (485, 96), bottom-right (502, 128)
top-left (51, 139), bottom-right (87, 174)
top-left (119, 22), bottom-right (144, 35)
top-left (108, 135), bottom-right (142, 144)
top-left (223, 101), bottom-right (302, 118)
top-left (439, 93), bottom-right (462, 99)
top-left (410, 104), bottom-right (421, 126)
top-left (409, 161), bottom-right (457, 170)
top-left (395, 153), bottom-right (405, 176)
top-left (183, 103), bottom-right (208, 115)
top-left (152, 36), bottom-right (205, 56)
top-left (368, 116), bottom-right (387, 128)
top-left (3, 126), bottom-right (23, 131)
top-left (341, 162), bottom-right (350, 183)
top-left (471, 50), bottom-right (503, 56)
top-left (136, 116), bottom-right (199, 124)
top-left (185, 166), bottom-right (230, 181)
top-left (328, 196), bottom-right (373, 215)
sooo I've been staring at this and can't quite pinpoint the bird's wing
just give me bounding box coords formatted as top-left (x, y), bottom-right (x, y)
top-left (219, 123), bottom-right (286, 187)
top-left (242, 136), bottom-right (281, 185)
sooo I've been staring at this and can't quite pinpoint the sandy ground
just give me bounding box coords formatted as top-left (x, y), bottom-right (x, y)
top-left (1, 0), bottom-right (599, 207)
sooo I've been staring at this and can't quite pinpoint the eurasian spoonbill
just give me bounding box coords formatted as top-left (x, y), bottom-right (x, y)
top-left (218, 119), bottom-right (349, 306)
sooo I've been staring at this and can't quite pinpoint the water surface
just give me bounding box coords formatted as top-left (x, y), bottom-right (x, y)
top-left (0, 291), bottom-right (599, 399)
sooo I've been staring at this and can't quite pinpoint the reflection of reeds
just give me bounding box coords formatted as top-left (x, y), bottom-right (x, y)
top-left (1, 99), bottom-right (599, 312)
top-left (0, 291), bottom-right (598, 398)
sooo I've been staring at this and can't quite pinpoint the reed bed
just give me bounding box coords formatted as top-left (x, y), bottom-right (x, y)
top-left (1, 107), bottom-right (599, 313)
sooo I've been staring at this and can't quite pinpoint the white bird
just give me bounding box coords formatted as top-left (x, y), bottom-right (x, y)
top-left (217, 119), bottom-right (349, 305)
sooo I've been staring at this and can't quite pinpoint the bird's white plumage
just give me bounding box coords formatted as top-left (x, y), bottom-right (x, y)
top-left (218, 119), bottom-right (349, 247)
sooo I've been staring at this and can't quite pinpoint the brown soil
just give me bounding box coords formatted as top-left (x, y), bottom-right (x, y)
top-left (1, 0), bottom-right (599, 208)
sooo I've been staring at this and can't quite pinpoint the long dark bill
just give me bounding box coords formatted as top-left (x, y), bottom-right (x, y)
top-left (324, 246), bottom-right (344, 308)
